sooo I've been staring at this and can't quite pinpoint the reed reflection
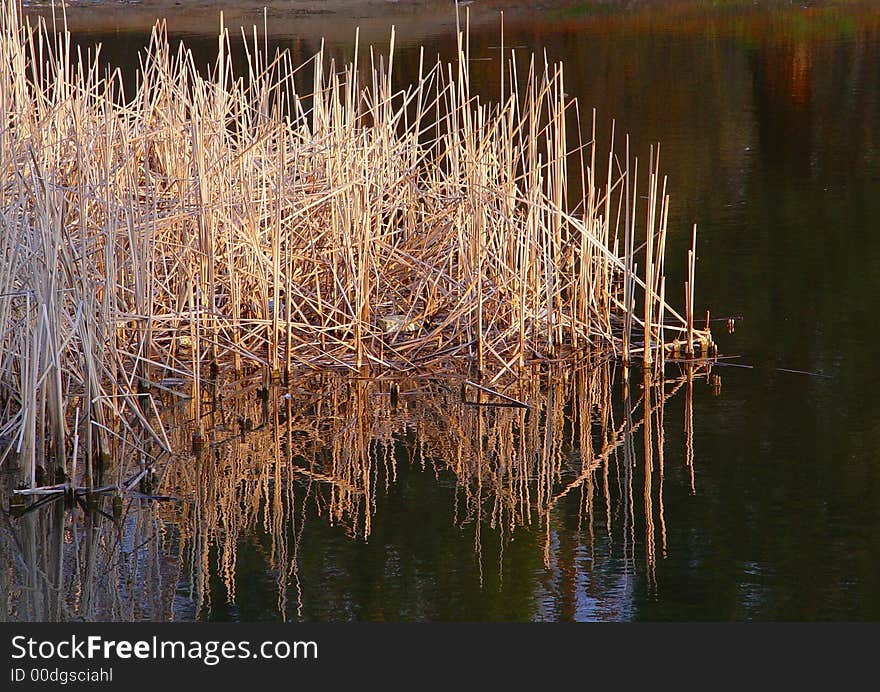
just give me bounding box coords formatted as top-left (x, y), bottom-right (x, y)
top-left (1, 359), bottom-right (713, 621)
top-left (0, 492), bottom-right (183, 621)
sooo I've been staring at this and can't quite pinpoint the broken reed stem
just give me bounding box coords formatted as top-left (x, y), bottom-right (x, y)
top-left (0, 0), bottom-right (712, 488)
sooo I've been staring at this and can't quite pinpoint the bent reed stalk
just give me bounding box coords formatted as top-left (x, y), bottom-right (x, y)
top-left (0, 0), bottom-right (712, 489)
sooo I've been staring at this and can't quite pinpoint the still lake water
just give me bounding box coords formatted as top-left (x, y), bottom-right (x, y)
top-left (4, 2), bottom-right (880, 621)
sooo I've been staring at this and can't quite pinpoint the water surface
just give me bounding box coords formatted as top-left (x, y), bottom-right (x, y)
top-left (4, 1), bottom-right (880, 621)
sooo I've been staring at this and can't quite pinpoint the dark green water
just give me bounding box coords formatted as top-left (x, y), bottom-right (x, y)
top-left (4, 2), bottom-right (880, 622)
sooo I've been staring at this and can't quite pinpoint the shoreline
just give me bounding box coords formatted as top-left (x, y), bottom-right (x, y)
top-left (21, 1), bottom-right (877, 42)
top-left (22, 1), bottom-right (565, 39)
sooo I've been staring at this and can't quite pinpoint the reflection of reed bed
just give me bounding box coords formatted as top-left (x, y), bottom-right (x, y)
top-left (0, 0), bottom-right (713, 494)
top-left (0, 360), bottom-right (713, 620)
top-left (148, 360), bottom-right (713, 617)
top-left (0, 492), bottom-right (183, 620)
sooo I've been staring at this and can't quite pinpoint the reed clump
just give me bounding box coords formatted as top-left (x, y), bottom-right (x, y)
top-left (0, 1), bottom-right (712, 489)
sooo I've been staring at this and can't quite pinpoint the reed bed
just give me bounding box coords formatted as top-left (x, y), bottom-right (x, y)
top-left (0, 1), bottom-right (713, 489)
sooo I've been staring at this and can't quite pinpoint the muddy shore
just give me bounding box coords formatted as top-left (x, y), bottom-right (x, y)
top-left (22, 1), bottom-right (871, 43)
top-left (24, 1), bottom-right (586, 41)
